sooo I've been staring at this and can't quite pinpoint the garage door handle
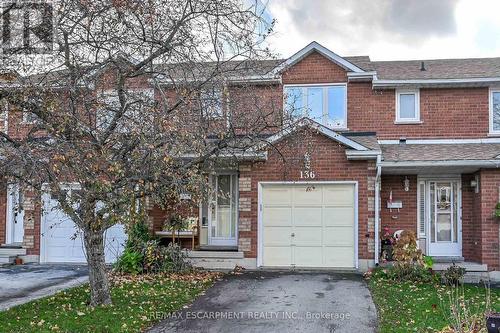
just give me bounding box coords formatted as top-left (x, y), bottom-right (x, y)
top-left (291, 233), bottom-right (295, 237)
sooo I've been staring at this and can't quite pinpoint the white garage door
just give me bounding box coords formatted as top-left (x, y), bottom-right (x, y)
top-left (261, 183), bottom-right (356, 268)
top-left (41, 191), bottom-right (127, 264)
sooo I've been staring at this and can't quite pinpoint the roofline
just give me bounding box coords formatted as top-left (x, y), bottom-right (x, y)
top-left (380, 160), bottom-right (500, 168)
top-left (373, 77), bottom-right (500, 88)
top-left (272, 41), bottom-right (365, 75)
top-left (379, 138), bottom-right (500, 145)
top-left (265, 118), bottom-right (369, 151)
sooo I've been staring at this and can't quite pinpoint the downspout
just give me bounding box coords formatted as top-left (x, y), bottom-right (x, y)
top-left (374, 154), bottom-right (382, 266)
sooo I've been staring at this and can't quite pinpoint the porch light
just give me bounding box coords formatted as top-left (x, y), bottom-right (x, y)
top-left (403, 176), bottom-right (410, 192)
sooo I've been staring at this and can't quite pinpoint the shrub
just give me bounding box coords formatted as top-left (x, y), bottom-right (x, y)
top-left (140, 240), bottom-right (191, 273)
top-left (443, 264), bottom-right (466, 286)
top-left (115, 249), bottom-right (144, 275)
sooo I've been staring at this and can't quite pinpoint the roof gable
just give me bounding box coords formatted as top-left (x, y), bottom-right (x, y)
top-left (265, 118), bottom-right (369, 151)
top-left (273, 41), bottom-right (365, 75)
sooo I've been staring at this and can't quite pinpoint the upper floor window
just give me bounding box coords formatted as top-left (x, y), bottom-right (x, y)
top-left (396, 89), bottom-right (420, 123)
top-left (284, 84), bottom-right (347, 129)
top-left (200, 87), bottom-right (223, 119)
top-left (490, 89), bottom-right (500, 134)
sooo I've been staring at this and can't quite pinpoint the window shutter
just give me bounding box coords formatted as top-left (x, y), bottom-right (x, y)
top-left (418, 182), bottom-right (426, 236)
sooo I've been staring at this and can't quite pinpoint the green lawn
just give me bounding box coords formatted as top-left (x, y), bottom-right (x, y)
top-left (368, 273), bottom-right (500, 332)
top-left (0, 272), bottom-right (219, 333)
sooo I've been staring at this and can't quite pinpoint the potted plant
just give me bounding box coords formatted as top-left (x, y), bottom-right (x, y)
top-left (380, 226), bottom-right (396, 261)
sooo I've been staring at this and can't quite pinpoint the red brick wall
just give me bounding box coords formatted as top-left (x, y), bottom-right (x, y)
top-left (282, 51), bottom-right (348, 84)
top-left (380, 175), bottom-right (418, 236)
top-left (477, 170), bottom-right (500, 270)
top-left (0, 183), bottom-right (6, 245)
top-left (239, 128), bottom-right (376, 260)
top-left (461, 174), bottom-right (481, 263)
top-left (277, 51), bottom-right (491, 139)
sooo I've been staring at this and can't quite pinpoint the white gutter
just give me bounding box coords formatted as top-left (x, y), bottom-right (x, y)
top-left (379, 138), bottom-right (500, 145)
top-left (380, 160), bottom-right (500, 168)
top-left (346, 150), bottom-right (381, 160)
top-left (374, 154), bottom-right (381, 265)
top-left (373, 77), bottom-right (500, 88)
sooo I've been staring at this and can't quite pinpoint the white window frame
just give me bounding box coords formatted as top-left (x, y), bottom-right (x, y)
top-left (489, 88), bottom-right (500, 135)
top-left (283, 83), bottom-right (348, 129)
top-left (395, 89), bottom-right (420, 123)
top-left (200, 87), bottom-right (224, 119)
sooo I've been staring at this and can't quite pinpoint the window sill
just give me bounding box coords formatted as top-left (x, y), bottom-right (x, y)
top-left (488, 132), bottom-right (500, 137)
top-left (394, 120), bottom-right (423, 125)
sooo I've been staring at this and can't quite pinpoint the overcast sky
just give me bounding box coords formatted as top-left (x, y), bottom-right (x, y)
top-left (264, 0), bottom-right (500, 60)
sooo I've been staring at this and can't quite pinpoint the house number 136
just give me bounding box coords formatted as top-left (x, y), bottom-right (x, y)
top-left (300, 170), bottom-right (316, 179)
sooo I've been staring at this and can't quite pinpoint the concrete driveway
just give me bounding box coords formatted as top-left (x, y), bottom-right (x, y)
top-left (148, 271), bottom-right (378, 333)
top-left (0, 264), bottom-right (88, 311)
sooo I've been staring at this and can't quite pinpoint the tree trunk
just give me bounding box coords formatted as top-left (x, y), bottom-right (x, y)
top-left (83, 227), bottom-right (112, 306)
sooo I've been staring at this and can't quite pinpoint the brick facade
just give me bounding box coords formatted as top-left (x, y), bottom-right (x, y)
top-left (238, 128), bottom-right (376, 259)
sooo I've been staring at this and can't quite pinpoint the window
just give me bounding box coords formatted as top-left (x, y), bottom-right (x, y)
top-left (490, 89), bottom-right (500, 134)
top-left (396, 89), bottom-right (420, 123)
top-left (284, 84), bottom-right (347, 128)
top-left (200, 88), bottom-right (223, 118)
top-left (0, 100), bottom-right (8, 132)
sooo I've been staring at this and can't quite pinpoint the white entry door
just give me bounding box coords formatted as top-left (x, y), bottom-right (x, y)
top-left (427, 180), bottom-right (462, 257)
top-left (208, 174), bottom-right (238, 246)
top-left (260, 183), bottom-right (356, 268)
top-left (6, 184), bottom-right (25, 244)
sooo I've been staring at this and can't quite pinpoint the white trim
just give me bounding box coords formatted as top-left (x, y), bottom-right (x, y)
top-left (283, 83), bottom-right (348, 130)
top-left (207, 173), bottom-right (238, 247)
top-left (373, 77), bottom-right (500, 88)
top-left (379, 138), bottom-right (500, 144)
top-left (346, 150), bottom-right (381, 160)
top-left (265, 118), bottom-right (368, 151)
top-left (380, 160), bottom-right (500, 168)
top-left (374, 155), bottom-right (381, 265)
top-left (257, 181), bottom-right (359, 270)
top-left (272, 41), bottom-right (364, 75)
top-left (489, 88), bottom-right (500, 135)
top-left (395, 89), bottom-right (420, 123)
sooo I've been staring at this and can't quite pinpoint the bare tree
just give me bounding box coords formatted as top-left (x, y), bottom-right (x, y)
top-left (0, 0), bottom-right (281, 306)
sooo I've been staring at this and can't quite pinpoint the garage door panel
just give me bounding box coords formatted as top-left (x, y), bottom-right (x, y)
top-left (263, 227), bottom-right (292, 246)
top-left (263, 187), bottom-right (292, 205)
top-left (263, 246), bottom-right (292, 266)
top-left (323, 207), bottom-right (355, 226)
top-left (293, 186), bottom-right (322, 204)
top-left (293, 207), bottom-right (322, 226)
top-left (323, 247), bottom-right (355, 267)
top-left (263, 207), bottom-right (292, 226)
top-left (323, 186), bottom-right (354, 206)
top-left (323, 226), bottom-right (354, 246)
top-left (293, 226), bottom-right (322, 245)
top-left (261, 183), bottom-right (356, 269)
top-left (42, 193), bottom-right (127, 264)
top-left (294, 246), bottom-right (323, 267)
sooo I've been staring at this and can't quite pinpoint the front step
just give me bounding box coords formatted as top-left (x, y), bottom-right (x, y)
top-left (0, 255), bottom-right (16, 264)
top-left (433, 261), bottom-right (488, 272)
top-left (0, 247), bottom-right (26, 256)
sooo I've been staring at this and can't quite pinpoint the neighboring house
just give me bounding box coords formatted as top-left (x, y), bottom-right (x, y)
top-left (2, 41), bottom-right (500, 275)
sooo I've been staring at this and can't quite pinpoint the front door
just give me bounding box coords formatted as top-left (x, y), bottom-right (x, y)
top-left (427, 180), bottom-right (461, 257)
top-left (208, 174), bottom-right (238, 246)
top-left (6, 184), bottom-right (24, 244)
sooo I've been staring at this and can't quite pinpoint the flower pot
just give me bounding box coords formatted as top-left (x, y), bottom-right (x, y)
top-left (486, 312), bottom-right (500, 333)
top-left (14, 257), bottom-right (23, 265)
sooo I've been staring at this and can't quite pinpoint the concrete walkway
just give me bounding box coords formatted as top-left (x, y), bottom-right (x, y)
top-left (148, 271), bottom-right (378, 333)
top-left (0, 264), bottom-right (88, 311)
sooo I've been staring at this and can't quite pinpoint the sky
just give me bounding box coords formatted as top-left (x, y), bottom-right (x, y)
top-left (264, 0), bottom-right (500, 60)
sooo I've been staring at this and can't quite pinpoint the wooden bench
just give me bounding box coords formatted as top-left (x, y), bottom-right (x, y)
top-left (155, 225), bottom-right (199, 250)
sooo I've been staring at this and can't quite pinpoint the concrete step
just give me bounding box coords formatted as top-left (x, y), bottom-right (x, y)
top-left (187, 250), bottom-right (244, 259)
top-left (0, 255), bottom-right (16, 264)
top-left (0, 248), bottom-right (26, 256)
top-left (433, 262), bottom-right (488, 272)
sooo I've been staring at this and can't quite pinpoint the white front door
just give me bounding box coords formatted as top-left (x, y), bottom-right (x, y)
top-left (208, 174), bottom-right (238, 246)
top-left (427, 180), bottom-right (462, 257)
top-left (6, 184), bottom-right (24, 244)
